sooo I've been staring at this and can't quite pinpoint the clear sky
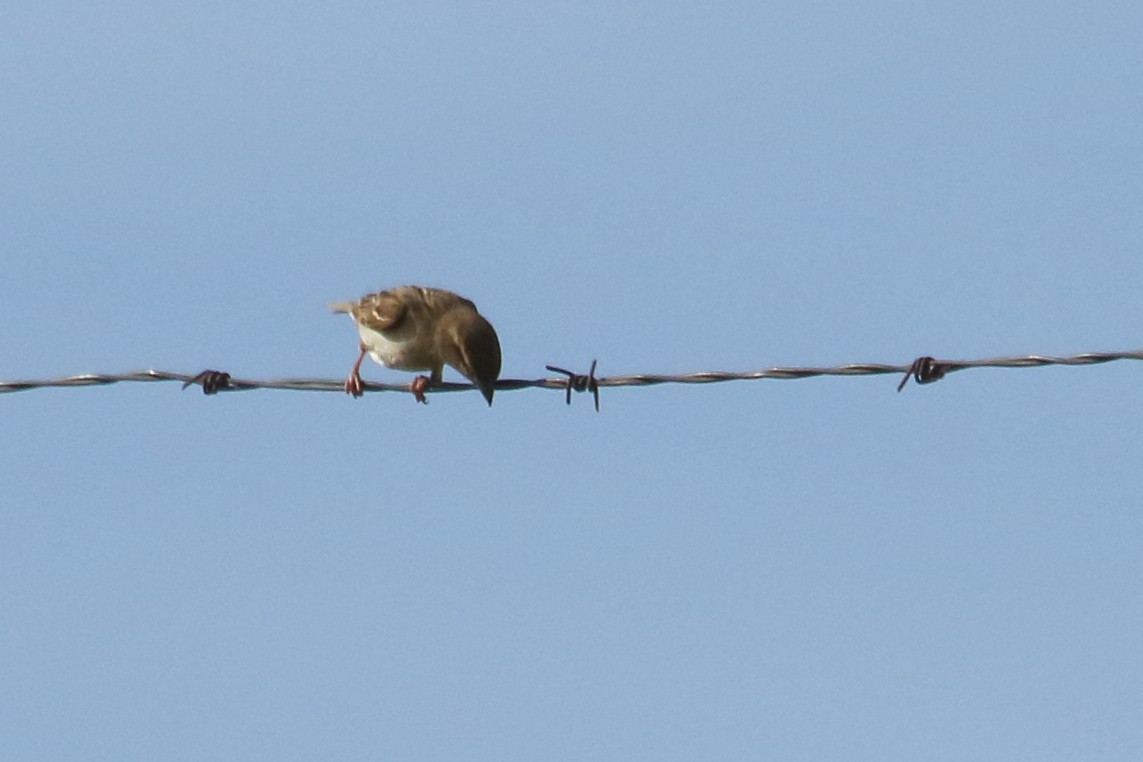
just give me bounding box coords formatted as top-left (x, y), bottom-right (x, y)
top-left (3, 3), bottom-right (1142, 760)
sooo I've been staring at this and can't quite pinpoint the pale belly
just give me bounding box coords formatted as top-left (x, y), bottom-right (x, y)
top-left (357, 324), bottom-right (434, 371)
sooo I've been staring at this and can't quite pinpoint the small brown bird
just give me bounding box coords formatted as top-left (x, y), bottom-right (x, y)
top-left (329, 285), bottom-right (502, 405)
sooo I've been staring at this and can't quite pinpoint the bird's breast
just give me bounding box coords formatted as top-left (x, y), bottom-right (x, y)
top-left (357, 323), bottom-right (436, 371)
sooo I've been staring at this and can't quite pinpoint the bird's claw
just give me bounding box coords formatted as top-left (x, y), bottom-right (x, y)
top-left (344, 372), bottom-right (364, 398)
top-left (411, 376), bottom-right (430, 404)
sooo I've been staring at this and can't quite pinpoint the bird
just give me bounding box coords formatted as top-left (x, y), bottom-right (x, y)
top-left (329, 285), bottom-right (502, 405)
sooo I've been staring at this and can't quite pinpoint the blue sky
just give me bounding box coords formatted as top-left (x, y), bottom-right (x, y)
top-left (2, 3), bottom-right (1142, 759)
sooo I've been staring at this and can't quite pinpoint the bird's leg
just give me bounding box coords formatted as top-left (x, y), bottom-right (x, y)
top-left (344, 344), bottom-right (367, 398)
top-left (410, 376), bottom-right (430, 404)
top-left (409, 365), bottom-right (442, 405)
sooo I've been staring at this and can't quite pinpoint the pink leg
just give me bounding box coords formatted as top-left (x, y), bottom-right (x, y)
top-left (344, 344), bottom-right (367, 398)
top-left (411, 375), bottom-right (430, 404)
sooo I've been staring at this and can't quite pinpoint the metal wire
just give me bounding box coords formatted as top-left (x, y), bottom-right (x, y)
top-left (3, 349), bottom-right (1142, 405)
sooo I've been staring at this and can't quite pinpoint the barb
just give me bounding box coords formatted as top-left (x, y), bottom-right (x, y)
top-left (546, 359), bottom-right (601, 411)
top-left (183, 369), bottom-right (232, 395)
top-left (2, 348), bottom-right (1142, 403)
top-left (897, 356), bottom-right (950, 392)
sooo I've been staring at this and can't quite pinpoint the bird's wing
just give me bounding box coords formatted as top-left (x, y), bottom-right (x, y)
top-left (353, 290), bottom-right (409, 333)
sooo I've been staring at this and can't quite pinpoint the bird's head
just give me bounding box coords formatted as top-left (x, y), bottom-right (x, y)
top-left (445, 310), bottom-right (502, 406)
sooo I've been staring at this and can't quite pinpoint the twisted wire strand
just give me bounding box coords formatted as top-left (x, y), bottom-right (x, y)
top-left (2, 349), bottom-right (1142, 399)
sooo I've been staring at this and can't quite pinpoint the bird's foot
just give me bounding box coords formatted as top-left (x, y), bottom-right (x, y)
top-left (344, 371), bottom-right (364, 398)
top-left (411, 375), bottom-right (431, 404)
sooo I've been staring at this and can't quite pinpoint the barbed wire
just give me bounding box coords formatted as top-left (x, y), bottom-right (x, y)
top-left (2, 348), bottom-right (1141, 409)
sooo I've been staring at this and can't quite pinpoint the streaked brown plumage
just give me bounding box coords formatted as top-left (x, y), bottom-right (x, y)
top-left (329, 285), bottom-right (501, 405)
